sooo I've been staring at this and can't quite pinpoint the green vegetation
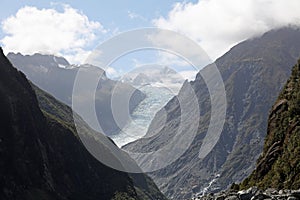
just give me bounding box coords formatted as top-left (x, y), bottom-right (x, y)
top-left (112, 192), bottom-right (136, 200)
top-left (241, 59), bottom-right (300, 190)
top-left (32, 84), bottom-right (78, 135)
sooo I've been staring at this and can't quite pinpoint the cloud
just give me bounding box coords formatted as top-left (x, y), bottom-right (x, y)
top-left (146, 29), bottom-right (212, 70)
top-left (106, 66), bottom-right (119, 77)
top-left (155, 51), bottom-right (191, 67)
top-left (153, 0), bottom-right (300, 60)
top-left (179, 70), bottom-right (198, 81)
top-left (127, 11), bottom-right (146, 21)
top-left (1, 5), bottom-right (106, 64)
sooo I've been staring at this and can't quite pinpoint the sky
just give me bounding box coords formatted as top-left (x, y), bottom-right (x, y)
top-left (1, 0), bottom-right (300, 79)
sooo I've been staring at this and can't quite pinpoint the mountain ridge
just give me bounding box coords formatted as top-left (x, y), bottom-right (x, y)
top-left (0, 47), bottom-right (166, 200)
top-left (123, 26), bottom-right (300, 199)
top-left (7, 52), bottom-right (146, 136)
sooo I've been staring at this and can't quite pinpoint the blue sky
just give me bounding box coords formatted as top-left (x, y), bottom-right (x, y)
top-left (0, 0), bottom-right (192, 25)
top-left (0, 0), bottom-right (200, 79)
top-left (1, 0), bottom-right (300, 79)
top-left (0, 0), bottom-right (189, 40)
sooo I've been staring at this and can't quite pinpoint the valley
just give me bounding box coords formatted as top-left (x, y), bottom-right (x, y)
top-left (1, 1), bottom-right (300, 200)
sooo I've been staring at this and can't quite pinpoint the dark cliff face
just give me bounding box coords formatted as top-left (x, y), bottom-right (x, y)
top-left (7, 53), bottom-right (146, 136)
top-left (0, 48), bottom-right (166, 200)
top-left (241, 60), bottom-right (300, 190)
top-left (32, 84), bottom-right (168, 200)
top-left (123, 27), bottom-right (300, 199)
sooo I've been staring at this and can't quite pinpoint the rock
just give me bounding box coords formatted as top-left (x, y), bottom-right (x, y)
top-left (275, 195), bottom-right (289, 199)
top-left (237, 187), bottom-right (260, 200)
top-left (285, 190), bottom-right (292, 194)
top-left (287, 196), bottom-right (298, 200)
top-left (249, 187), bottom-right (259, 194)
top-left (225, 195), bottom-right (239, 200)
top-left (196, 188), bottom-right (300, 200)
top-left (291, 190), bottom-right (300, 198)
top-left (216, 195), bottom-right (226, 200)
top-left (279, 190), bottom-right (284, 195)
top-left (264, 188), bottom-right (278, 195)
top-left (250, 193), bottom-right (271, 200)
top-left (240, 192), bottom-right (254, 200)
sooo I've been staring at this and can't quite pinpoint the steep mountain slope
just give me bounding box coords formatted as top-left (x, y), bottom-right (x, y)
top-left (7, 53), bottom-right (145, 136)
top-left (0, 47), bottom-right (166, 200)
top-left (123, 27), bottom-right (300, 199)
top-left (32, 84), bottom-right (167, 200)
top-left (241, 60), bottom-right (300, 190)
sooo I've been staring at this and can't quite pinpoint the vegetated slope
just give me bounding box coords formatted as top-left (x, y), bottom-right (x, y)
top-left (32, 84), bottom-right (168, 200)
top-left (123, 27), bottom-right (300, 199)
top-left (0, 47), bottom-right (166, 200)
top-left (7, 53), bottom-right (145, 136)
top-left (241, 59), bottom-right (300, 190)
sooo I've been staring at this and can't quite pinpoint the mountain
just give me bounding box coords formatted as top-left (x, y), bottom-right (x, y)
top-left (123, 27), bottom-right (300, 199)
top-left (241, 59), bottom-right (300, 190)
top-left (0, 47), bottom-right (166, 200)
top-left (7, 53), bottom-right (145, 136)
top-left (32, 84), bottom-right (167, 200)
top-left (120, 65), bottom-right (185, 93)
top-left (109, 65), bottom-right (185, 147)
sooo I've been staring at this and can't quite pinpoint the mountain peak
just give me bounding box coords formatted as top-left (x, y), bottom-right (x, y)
top-left (123, 27), bottom-right (300, 199)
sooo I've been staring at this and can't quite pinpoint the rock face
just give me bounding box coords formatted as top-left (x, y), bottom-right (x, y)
top-left (123, 27), bottom-right (300, 199)
top-left (7, 53), bottom-right (146, 136)
top-left (241, 60), bottom-right (300, 190)
top-left (0, 48), bottom-right (166, 200)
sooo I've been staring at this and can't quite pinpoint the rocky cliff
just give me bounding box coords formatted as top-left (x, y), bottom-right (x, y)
top-left (198, 59), bottom-right (300, 200)
top-left (241, 59), bottom-right (300, 190)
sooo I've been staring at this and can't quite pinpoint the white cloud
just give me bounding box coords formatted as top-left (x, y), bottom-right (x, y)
top-left (156, 51), bottom-right (191, 67)
top-left (1, 5), bottom-right (106, 64)
top-left (179, 70), bottom-right (198, 81)
top-left (145, 29), bottom-right (212, 70)
top-left (153, 0), bottom-right (300, 60)
top-left (106, 66), bottom-right (119, 77)
top-left (128, 11), bottom-right (146, 21)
